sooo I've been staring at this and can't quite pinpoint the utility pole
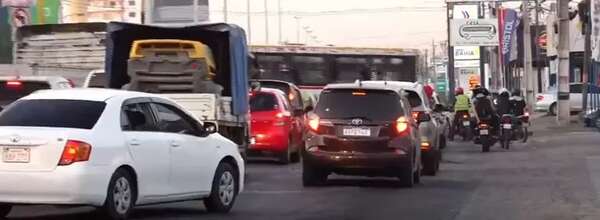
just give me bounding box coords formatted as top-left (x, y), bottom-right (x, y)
top-left (278, 0), bottom-right (283, 44)
top-left (557, 0), bottom-right (571, 124)
top-left (264, 0), bottom-right (269, 44)
top-left (479, 2), bottom-right (486, 88)
top-left (247, 0), bottom-right (252, 44)
top-left (447, 2), bottom-right (456, 103)
top-left (433, 39), bottom-right (437, 84)
top-left (523, 0), bottom-right (535, 115)
top-left (582, 0), bottom-right (591, 114)
top-left (223, 0), bottom-right (228, 22)
top-left (535, 0), bottom-right (542, 93)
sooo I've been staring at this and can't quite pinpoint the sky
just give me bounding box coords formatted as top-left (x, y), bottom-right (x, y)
top-left (208, 0), bottom-right (448, 50)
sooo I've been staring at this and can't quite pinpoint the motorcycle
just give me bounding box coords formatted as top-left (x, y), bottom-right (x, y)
top-left (500, 114), bottom-right (514, 149)
top-left (514, 112), bottom-right (530, 143)
top-left (476, 121), bottom-right (497, 153)
top-left (456, 112), bottom-right (473, 141)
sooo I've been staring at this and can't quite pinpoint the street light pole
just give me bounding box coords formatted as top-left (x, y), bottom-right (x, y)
top-left (247, 0), bottom-right (252, 44)
top-left (294, 16), bottom-right (301, 43)
top-left (223, 0), bottom-right (228, 22)
top-left (278, 0), bottom-right (283, 44)
top-left (264, 0), bottom-right (270, 44)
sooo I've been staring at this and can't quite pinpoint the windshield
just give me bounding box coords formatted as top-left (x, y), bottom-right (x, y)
top-left (0, 81), bottom-right (51, 108)
top-left (316, 89), bottom-right (402, 121)
top-left (0, 99), bottom-right (106, 129)
top-left (250, 92), bottom-right (278, 112)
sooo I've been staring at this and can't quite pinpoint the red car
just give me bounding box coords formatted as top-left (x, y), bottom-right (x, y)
top-left (249, 88), bottom-right (304, 163)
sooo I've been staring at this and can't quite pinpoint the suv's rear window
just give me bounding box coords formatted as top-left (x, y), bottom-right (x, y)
top-left (316, 89), bottom-right (403, 121)
top-left (0, 99), bottom-right (106, 129)
top-left (0, 81), bottom-right (50, 107)
top-left (250, 93), bottom-right (278, 112)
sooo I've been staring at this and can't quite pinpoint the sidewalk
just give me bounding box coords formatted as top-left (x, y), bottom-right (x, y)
top-left (530, 113), bottom-right (596, 137)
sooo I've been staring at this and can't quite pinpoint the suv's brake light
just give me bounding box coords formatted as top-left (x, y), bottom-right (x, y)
top-left (411, 111), bottom-right (420, 120)
top-left (58, 140), bottom-right (92, 166)
top-left (6, 80), bottom-right (22, 87)
top-left (308, 116), bottom-right (320, 132)
top-left (396, 116), bottom-right (409, 134)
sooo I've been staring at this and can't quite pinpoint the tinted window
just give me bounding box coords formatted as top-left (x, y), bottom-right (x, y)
top-left (250, 92), bottom-right (278, 112)
top-left (570, 84), bottom-right (582, 93)
top-left (405, 91), bottom-right (423, 108)
top-left (0, 99), bottom-right (105, 129)
top-left (316, 89), bottom-right (403, 121)
top-left (334, 57), bottom-right (369, 83)
top-left (122, 103), bottom-right (157, 131)
top-left (87, 72), bottom-right (106, 88)
top-left (152, 103), bottom-right (198, 134)
top-left (0, 81), bottom-right (50, 107)
top-left (256, 55), bottom-right (294, 82)
top-left (291, 56), bottom-right (328, 85)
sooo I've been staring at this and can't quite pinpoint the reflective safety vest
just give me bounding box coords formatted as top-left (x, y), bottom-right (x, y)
top-left (454, 94), bottom-right (471, 112)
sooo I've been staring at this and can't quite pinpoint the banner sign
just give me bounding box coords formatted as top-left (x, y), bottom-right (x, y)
top-left (450, 19), bottom-right (499, 46)
top-left (592, 0), bottom-right (600, 61)
top-left (499, 8), bottom-right (519, 65)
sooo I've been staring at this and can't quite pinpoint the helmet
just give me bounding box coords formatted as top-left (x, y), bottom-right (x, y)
top-left (512, 88), bottom-right (521, 96)
top-left (499, 88), bottom-right (510, 97)
top-left (455, 87), bottom-right (464, 95)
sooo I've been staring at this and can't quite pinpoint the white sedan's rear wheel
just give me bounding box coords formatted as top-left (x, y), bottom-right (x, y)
top-left (101, 169), bottom-right (136, 220)
top-left (0, 204), bottom-right (12, 218)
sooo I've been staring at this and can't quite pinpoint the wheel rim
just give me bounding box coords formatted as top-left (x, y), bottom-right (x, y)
top-left (218, 171), bottom-right (235, 206)
top-left (113, 177), bottom-right (132, 215)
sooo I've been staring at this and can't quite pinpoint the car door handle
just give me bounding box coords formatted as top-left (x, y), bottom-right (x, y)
top-left (170, 141), bottom-right (180, 147)
top-left (128, 139), bottom-right (140, 146)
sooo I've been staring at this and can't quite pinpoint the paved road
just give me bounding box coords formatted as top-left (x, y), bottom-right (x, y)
top-left (7, 116), bottom-right (600, 220)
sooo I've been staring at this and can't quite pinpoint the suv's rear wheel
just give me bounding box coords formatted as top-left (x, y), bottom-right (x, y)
top-left (423, 151), bottom-right (439, 176)
top-left (302, 161), bottom-right (328, 186)
top-left (399, 151), bottom-right (416, 187)
top-left (204, 162), bottom-right (238, 213)
top-left (0, 204), bottom-right (12, 218)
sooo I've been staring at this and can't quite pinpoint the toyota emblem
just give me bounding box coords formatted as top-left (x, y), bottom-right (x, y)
top-left (10, 135), bottom-right (21, 143)
top-left (351, 118), bottom-right (363, 126)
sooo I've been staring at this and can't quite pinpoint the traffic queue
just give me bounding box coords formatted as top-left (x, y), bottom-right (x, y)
top-left (0, 22), bottom-right (529, 220)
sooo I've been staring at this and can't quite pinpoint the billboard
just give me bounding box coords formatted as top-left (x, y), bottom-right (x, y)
top-left (450, 19), bottom-right (499, 46)
top-left (454, 46), bottom-right (480, 60)
top-left (31, 0), bottom-right (59, 24)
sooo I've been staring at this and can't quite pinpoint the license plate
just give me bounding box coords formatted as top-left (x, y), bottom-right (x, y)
top-left (463, 121), bottom-right (470, 126)
top-left (2, 148), bottom-right (30, 163)
top-left (503, 124), bottom-right (512, 129)
top-left (343, 128), bottom-right (371, 137)
top-left (480, 129), bottom-right (489, 135)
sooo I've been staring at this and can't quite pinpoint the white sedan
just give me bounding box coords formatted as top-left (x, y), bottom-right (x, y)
top-left (0, 89), bottom-right (245, 219)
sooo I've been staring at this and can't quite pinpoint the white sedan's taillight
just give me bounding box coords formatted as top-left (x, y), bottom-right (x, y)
top-left (58, 140), bottom-right (92, 166)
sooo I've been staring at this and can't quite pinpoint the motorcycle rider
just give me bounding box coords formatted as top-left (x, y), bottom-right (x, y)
top-left (510, 88), bottom-right (527, 116)
top-left (453, 87), bottom-right (471, 131)
top-left (472, 85), bottom-right (499, 135)
top-left (495, 88), bottom-right (511, 116)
